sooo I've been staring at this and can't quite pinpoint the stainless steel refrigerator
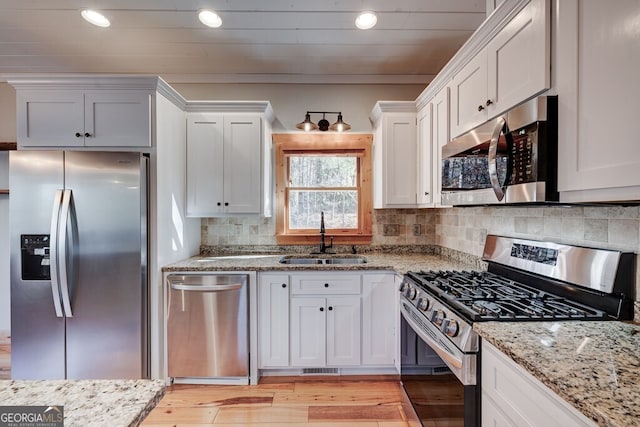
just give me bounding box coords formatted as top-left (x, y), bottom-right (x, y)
top-left (10, 151), bottom-right (149, 379)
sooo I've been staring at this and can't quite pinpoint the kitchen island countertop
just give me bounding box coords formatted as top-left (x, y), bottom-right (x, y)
top-left (475, 321), bottom-right (640, 427)
top-left (0, 379), bottom-right (165, 427)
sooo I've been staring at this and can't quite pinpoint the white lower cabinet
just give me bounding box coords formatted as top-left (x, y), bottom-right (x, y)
top-left (481, 340), bottom-right (597, 427)
top-left (258, 271), bottom-right (397, 372)
top-left (290, 295), bottom-right (361, 367)
top-left (258, 274), bottom-right (290, 368)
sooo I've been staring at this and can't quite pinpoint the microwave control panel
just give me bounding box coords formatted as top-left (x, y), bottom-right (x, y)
top-left (510, 126), bottom-right (537, 184)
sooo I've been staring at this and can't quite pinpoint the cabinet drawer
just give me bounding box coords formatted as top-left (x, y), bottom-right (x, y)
top-left (290, 273), bottom-right (361, 295)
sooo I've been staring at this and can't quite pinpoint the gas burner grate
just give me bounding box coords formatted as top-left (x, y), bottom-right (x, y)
top-left (408, 270), bottom-right (609, 321)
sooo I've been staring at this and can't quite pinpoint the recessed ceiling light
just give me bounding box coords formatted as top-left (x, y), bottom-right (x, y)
top-left (81, 9), bottom-right (110, 28)
top-left (355, 11), bottom-right (377, 30)
top-left (198, 9), bottom-right (222, 28)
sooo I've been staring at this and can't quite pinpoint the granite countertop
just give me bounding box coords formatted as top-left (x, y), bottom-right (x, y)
top-left (163, 252), bottom-right (481, 275)
top-left (474, 321), bottom-right (640, 427)
top-left (0, 379), bottom-right (165, 427)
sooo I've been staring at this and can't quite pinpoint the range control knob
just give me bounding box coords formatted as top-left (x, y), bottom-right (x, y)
top-left (444, 319), bottom-right (459, 337)
top-left (398, 281), bottom-right (409, 293)
top-left (417, 297), bottom-right (430, 312)
top-left (432, 310), bottom-right (446, 326)
top-left (406, 286), bottom-right (418, 300)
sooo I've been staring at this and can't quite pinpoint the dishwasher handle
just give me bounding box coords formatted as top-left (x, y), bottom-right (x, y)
top-left (170, 282), bottom-right (243, 292)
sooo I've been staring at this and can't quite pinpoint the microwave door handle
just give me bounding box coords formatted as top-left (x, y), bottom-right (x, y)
top-left (488, 117), bottom-right (506, 201)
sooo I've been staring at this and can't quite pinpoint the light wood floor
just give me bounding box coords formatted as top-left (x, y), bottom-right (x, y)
top-left (142, 375), bottom-right (464, 427)
top-left (0, 336), bottom-right (463, 426)
top-left (0, 332), bottom-right (10, 380)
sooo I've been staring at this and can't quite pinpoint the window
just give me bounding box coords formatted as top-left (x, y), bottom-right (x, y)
top-left (273, 133), bottom-right (372, 245)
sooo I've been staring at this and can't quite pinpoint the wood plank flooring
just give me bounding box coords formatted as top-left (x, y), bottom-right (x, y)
top-left (142, 376), bottom-right (423, 427)
top-left (0, 335), bottom-right (464, 426)
top-left (0, 332), bottom-right (10, 380)
top-left (142, 374), bottom-right (464, 427)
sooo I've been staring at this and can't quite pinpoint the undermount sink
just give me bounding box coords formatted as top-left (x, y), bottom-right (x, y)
top-left (278, 255), bottom-right (367, 265)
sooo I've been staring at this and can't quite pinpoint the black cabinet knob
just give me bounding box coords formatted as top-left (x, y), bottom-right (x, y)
top-left (328, 306), bottom-right (333, 311)
top-left (84, 132), bottom-right (91, 138)
top-left (75, 132), bottom-right (82, 138)
top-left (477, 105), bottom-right (485, 112)
top-left (281, 283), bottom-right (287, 288)
top-left (486, 99), bottom-right (493, 106)
top-left (324, 283), bottom-right (329, 288)
top-left (217, 202), bottom-right (221, 206)
top-left (319, 307), bottom-right (324, 312)
top-left (224, 202), bottom-right (229, 206)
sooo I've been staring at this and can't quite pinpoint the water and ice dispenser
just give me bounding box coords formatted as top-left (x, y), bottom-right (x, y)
top-left (20, 234), bottom-right (51, 280)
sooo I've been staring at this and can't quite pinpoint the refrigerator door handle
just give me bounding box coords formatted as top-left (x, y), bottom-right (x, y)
top-left (49, 190), bottom-right (64, 318)
top-left (58, 189), bottom-right (74, 317)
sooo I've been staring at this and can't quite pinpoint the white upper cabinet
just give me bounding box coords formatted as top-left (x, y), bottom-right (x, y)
top-left (14, 88), bottom-right (151, 148)
top-left (185, 102), bottom-right (273, 217)
top-left (450, 0), bottom-right (551, 138)
top-left (432, 86), bottom-right (452, 208)
top-left (8, 77), bottom-right (160, 149)
top-left (416, 103), bottom-right (434, 207)
top-left (370, 101), bottom-right (418, 208)
top-left (555, 0), bottom-right (640, 202)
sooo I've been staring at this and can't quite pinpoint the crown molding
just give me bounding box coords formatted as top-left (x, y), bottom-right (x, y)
top-left (415, 0), bottom-right (531, 110)
top-left (160, 73), bottom-right (434, 86)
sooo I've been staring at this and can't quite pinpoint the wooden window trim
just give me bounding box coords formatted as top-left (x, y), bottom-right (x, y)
top-left (273, 133), bottom-right (373, 245)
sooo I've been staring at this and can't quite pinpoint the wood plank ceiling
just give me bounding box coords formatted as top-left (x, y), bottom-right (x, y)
top-left (0, 0), bottom-right (486, 84)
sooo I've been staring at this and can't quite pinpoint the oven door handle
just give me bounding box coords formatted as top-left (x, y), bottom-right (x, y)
top-left (488, 116), bottom-right (506, 201)
top-left (400, 306), bottom-right (463, 370)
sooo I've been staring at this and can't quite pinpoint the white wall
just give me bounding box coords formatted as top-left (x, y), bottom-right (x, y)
top-left (151, 93), bottom-right (200, 379)
top-left (0, 83), bottom-right (15, 333)
top-left (170, 83), bottom-right (424, 133)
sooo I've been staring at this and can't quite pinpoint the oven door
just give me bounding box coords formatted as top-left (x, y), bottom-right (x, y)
top-left (400, 300), bottom-right (477, 386)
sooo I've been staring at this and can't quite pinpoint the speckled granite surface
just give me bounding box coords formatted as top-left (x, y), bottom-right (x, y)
top-left (163, 252), bottom-right (482, 275)
top-left (475, 321), bottom-right (640, 427)
top-left (0, 379), bottom-right (165, 427)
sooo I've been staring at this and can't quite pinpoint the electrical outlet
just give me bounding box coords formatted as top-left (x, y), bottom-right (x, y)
top-left (412, 224), bottom-right (421, 236)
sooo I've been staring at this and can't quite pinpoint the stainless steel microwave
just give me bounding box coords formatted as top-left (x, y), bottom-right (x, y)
top-left (441, 95), bottom-right (557, 206)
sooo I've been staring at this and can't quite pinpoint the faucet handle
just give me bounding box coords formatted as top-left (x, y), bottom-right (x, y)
top-left (320, 211), bottom-right (326, 233)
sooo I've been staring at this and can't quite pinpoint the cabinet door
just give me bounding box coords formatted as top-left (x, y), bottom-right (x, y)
top-left (84, 91), bottom-right (151, 147)
top-left (186, 113), bottom-right (224, 216)
top-left (290, 297), bottom-right (326, 367)
top-left (433, 87), bottom-right (451, 207)
top-left (16, 90), bottom-right (85, 147)
top-left (482, 340), bottom-right (597, 427)
top-left (416, 104), bottom-right (433, 207)
top-left (362, 274), bottom-right (396, 366)
top-left (486, 0), bottom-right (550, 117)
top-left (258, 274), bottom-right (290, 368)
top-left (223, 116), bottom-right (262, 214)
top-left (450, 52), bottom-right (488, 138)
top-left (556, 0), bottom-right (640, 201)
top-left (326, 296), bottom-right (361, 366)
top-left (382, 114), bottom-right (417, 206)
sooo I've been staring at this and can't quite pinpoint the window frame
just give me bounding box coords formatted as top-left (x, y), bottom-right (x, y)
top-left (273, 133), bottom-right (373, 245)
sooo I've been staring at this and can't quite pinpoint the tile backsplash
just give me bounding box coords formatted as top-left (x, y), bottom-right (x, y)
top-left (203, 205), bottom-right (640, 254)
top-left (201, 205), bottom-right (640, 301)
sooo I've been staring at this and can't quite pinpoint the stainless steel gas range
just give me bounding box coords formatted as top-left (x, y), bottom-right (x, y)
top-left (399, 235), bottom-right (635, 427)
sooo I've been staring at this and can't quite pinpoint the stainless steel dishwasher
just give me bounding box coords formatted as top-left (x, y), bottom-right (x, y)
top-left (167, 274), bottom-right (248, 384)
